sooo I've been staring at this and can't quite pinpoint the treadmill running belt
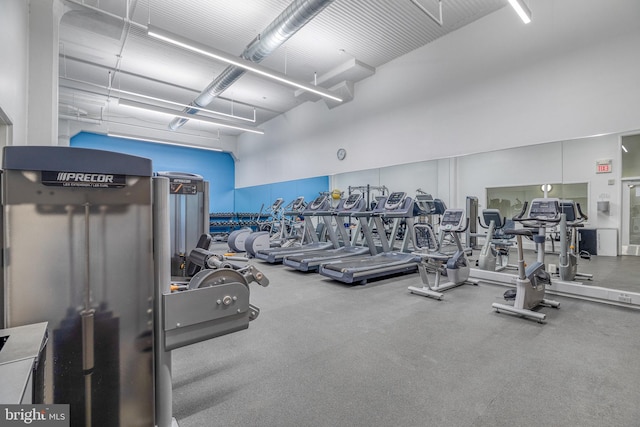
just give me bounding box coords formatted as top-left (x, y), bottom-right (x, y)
top-left (319, 253), bottom-right (420, 284)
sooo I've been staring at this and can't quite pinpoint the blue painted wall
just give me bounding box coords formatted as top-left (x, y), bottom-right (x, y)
top-left (235, 176), bottom-right (330, 214)
top-left (70, 132), bottom-right (330, 214)
top-left (70, 132), bottom-right (235, 212)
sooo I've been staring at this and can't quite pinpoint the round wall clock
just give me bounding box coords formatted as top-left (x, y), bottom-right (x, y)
top-left (337, 148), bottom-right (347, 160)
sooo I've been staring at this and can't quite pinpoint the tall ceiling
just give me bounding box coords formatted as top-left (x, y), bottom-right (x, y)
top-left (59, 0), bottom-right (510, 141)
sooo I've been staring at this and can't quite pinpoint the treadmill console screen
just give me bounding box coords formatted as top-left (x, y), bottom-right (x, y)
top-left (440, 209), bottom-right (465, 231)
top-left (384, 192), bottom-right (406, 210)
top-left (310, 195), bottom-right (328, 210)
top-left (343, 193), bottom-right (362, 210)
top-left (271, 198), bottom-right (284, 211)
top-left (290, 197), bottom-right (305, 210)
top-left (528, 198), bottom-right (560, 220)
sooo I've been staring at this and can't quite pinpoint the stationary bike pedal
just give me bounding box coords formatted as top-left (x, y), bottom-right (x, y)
top-left (579, 250), bottom-right (591, 260)
top-left (503, 289), bottom-right (517, 301)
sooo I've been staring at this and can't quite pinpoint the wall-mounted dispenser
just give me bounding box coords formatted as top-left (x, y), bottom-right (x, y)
top-left (597, 201), bottom-right (610, 215)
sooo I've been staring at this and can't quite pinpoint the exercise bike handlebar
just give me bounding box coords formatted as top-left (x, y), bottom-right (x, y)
top-left (576, 202), bottom-right (588, 221)
top-left (460, 217), bottom-right (470, 233)
top-left (506, 200), bottom-right (564, 234)
top-left (510, 200), bottom-right (562, 225)
top-left (478, 214), bottom-right (507, 229)
top-left (511, 201), bottom-right (529, 221)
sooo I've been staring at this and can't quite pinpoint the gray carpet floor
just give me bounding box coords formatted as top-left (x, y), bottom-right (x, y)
top-left (171, 247), bottom-right (640, 427)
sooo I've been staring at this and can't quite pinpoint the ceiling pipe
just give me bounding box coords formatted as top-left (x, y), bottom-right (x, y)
top-left (168, 0), bottom-right (335, 131)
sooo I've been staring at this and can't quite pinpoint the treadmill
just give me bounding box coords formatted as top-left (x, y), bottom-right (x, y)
top-left (283, 193), bottom-right (371, 271)
top-left (318, 191), bottom-right (423, 285)
top-left (254, 194), bottom-right (339, 263)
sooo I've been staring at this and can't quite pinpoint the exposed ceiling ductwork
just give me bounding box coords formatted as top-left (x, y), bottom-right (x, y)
top-left (58, 0), bottom-right (511, 140)
top-left (169, 0), bottom-right (335, 131)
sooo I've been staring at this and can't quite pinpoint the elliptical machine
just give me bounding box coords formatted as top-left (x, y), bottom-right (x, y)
top-left (492, 199), bottom-right (561, 323)
top-left (408, 208), bottom-right (478, 300)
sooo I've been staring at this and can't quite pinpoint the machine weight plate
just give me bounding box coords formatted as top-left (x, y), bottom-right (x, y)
top-left (188, 268), bottom-right (248, 290)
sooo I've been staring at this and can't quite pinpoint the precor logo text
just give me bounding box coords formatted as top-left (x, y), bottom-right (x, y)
top-left (55, 172), bottom-right (114, 183)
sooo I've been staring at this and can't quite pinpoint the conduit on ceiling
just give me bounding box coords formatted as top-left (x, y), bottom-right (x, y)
top-left (167, 0), bottom-right (336, 131)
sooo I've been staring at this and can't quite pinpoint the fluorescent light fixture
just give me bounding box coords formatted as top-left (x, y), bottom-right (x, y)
top-left (107, 132), bottom-right (223, 152)
top-left (622, 144), bottom-right (628, 153)
top-left (59, 75), bottom-right (257, 122)
top-left (147, 25), bottom-right (343, 103)
top-left (118, 98), bottom-right (265, 135)
top-left (59, 114), bottom-right (102, 125)
top-left (508, 0), bottom-right (531, 24)
top-left (113, 87), bottom-right (256, 123)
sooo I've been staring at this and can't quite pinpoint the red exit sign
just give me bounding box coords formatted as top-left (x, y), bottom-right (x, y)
top-left (596, 159), bottom-right (612, 174)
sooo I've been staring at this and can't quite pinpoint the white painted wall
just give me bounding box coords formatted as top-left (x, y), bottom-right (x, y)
top-left (330, 132), bottom-right (624, 251)
top-left (236, 0), bottom-right (640, 188)
top-left (330, 161), bottom-right (440, 195)
top-left (28, 0), bottom-right (63, 146)
top-left (456, 142), bottom-right (563, 209)
top-left (0, 0), bottom-right (63, 148)
top-left (0, 0), bottom-right (30, 146)
top-left (561, 134), bottom-right (621, 230)
top-left (456, 134), bottom-right (621, 230)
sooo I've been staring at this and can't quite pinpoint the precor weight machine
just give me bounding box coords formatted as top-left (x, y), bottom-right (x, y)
top-left (0, 146), bottom-right (268, 427)
top-left (155, 171), bottom-right (209, 278)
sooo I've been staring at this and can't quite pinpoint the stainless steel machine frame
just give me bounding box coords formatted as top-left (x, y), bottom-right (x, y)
top-left (155, 171), bottom-right (210, 278)
top-left (1, 147), bottom-right (267, 427)
top-left (1, 146), bottom-right (156, 425)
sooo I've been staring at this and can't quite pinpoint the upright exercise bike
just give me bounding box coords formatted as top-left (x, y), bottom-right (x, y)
top-left (492, 199), bottom-right (561, 323)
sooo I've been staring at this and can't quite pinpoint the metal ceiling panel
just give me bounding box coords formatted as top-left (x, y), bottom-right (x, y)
top-left (59, 0), bottom-right (509, 137)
